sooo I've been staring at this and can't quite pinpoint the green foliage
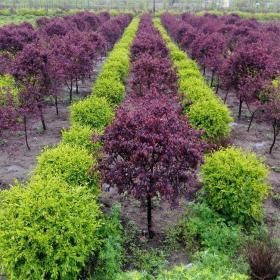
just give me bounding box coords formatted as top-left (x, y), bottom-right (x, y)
top-left (188, 98), bottom-right (233, 141)
top-left (116, 271), bottom-right (151, 280)
top-left (61, 125), bottom-right (102, 154)
top-left (93, 204), bottom-right (124, 280)
top-left (0, 176), bottom-right (102, 280)
top-left (70, 96), bottom-right (114, 130)
top-left (178, 202), bottom-right (244, 257)
top-left (157, 251), bottom-right (248, 280)
top-left (92, 17), bottom-right (139, 107)
top-left (0, 74), bottom-right (19, 106)
top-left (153, 18), bottom-right (232, 143)
top-left (93, 76), bottom-right (125, 106)
top-left (132, 248), bottom-right (167, 275)
top-left (201, 147), bottom-right (270, 225)
top-left (35, 143), bottom-right (99, 191)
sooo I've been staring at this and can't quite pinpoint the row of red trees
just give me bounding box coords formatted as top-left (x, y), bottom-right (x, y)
top-left (97, 15), bottom-right (206, 238)
top-left (161, 13), bottom-right (280, 153)
top-left (0, 12), bottom-right (131, 149)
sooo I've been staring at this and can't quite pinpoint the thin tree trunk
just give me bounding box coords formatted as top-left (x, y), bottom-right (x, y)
top-left (215, 77), bottom-right (219, 94)
top-left (147, 195), bottom-right (153, 239)
top-left (54, 96), bottom-right (59, 116)
top-left (224, 89), bottom-right (229, 103)
top-left (210, 70), bottom-right (214, 87)
top-left (23, 115), bottom-right (30, 150)
top-left (39, 105), bottom-right (46, 131)
top-left (247, 110), bottom-right (256, 132)
top-left (269, 121), bottom-right (279, 154)
top-left (69, 79), bottom-right (73, 103)
top-left (238, 97), bottom-right (243, 119)
top-left (203, 65), bottom-right (206, 76)
top-left (75, 77), bottom-right (79, 95)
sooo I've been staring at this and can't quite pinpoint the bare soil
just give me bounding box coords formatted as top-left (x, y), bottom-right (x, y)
top-left (0, 59), bottom-right (104, 189)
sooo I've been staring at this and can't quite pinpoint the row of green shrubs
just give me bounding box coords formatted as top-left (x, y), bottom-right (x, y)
top-left (0, 18), bottom-right (139, 280)
top-left (196, 10), bottom-right (280, 21)
top-left (0, 8), bottom-right (68, 16)
top-left (153, 18), bottom-right (233, 143)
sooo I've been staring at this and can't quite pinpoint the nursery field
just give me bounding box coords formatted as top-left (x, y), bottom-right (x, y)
top-left (0, 10), bottom-right (279, 280)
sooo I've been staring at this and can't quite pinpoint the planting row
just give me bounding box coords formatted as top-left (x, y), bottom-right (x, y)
top-left (0, 12), bottom-right (131, 148)
top-left (114, 16), bottom-right (272, 280)
top-left (98, 14), bottom-right (206, 240)
top-left (154, 17), bottom-right (232, 143)
top-left (161, 12), bottom-right (280, 153)
top-left (0, 17), bottom-right (139, 279)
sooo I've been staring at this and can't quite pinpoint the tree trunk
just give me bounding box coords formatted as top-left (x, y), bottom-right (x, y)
top-left (215, 77), bottom-right (219, 94)
top-left (247, 110), bottom-right (257, 132)
top-left (54, 95), bottom-right (59, 116)
top-left (224, 89), bottom-right (229, 103)
top-left (23, 115), bottom-right (30, 150)
top-left (39, 105), bottom-right (46, 131)
top-left (203, 65), bottom-right (206, 76)
top-left (69, 79), bottom-right (73, 103)
top-left (269, 121), bottom-right (279, 154)
top-left (75, 77), bottom-right (79, 95)
top-left (210, 70), bottom-right (214, 87)
top-left (147, 195), bottom-right (153, 238)
top-left (238, 97), bottom-right (243, 119)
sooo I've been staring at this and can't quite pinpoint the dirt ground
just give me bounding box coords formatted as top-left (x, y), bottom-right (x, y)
top-left (0, 59), bottom-right (104, 189)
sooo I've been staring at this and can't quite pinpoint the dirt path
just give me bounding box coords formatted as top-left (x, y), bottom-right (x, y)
top-left (0, 59), bottom-right (104, 189)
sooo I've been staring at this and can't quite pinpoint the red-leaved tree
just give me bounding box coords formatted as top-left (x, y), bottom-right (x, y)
top-left (97, 93), bottom-right (205, 237)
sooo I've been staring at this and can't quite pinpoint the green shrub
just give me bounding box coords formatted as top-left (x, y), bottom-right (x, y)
top-left (170, 50), bottom-right (186, 62)
top-left (70, 96), bottom-right (114, 129)
top-left (103, 58), bottom-right (129, 79)
top-left (35, 144), bottom-right (99, 191)
top-left (178, 202), bottom-right (244, 257)
top-left (157, 251), bottom-right (248, 280)
top-left (93, 204), bottom-right (124, 280)
top-left (116, 271), bottom-right (151, 280)
top-left (200, 147), bottom-right (270, 225)
top-left (0, 74), bottom-right (19, 106)
top-left (61, 125), bottom-right (102, 154)
top-left (0, 176), bottom-right (102, 280)
top-left (153, 19), bottom-right (232, 144)
top-left (0, 9), bottom-right (11, 16)
top-left (93, 77), bottom-right (125, 106)
top-left (188, 98), bottom-right (233, 142)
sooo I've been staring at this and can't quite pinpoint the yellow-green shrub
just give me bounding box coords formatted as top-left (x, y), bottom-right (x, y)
top-left (93, 77), bottom-right (125, 106)
top-left (91, 17), bottom-right (139, 107)
top-left (0, 176), bottom-right (102, 280)
top-left (153, 18), bottom-right (232, 143)
top-left (188, 99), bottom-right (233, 141)
top-left (200, 147), bottom-right (270, 225)
top-left (70, 96), bottom-right (114, 129)
top-left (61, 125), bottom-right (102, 154)
top-left (35, 144), bottom-right (99, 191)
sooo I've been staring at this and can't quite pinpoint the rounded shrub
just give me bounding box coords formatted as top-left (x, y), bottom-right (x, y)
top-left (170, 50), bottom-right (186, 62)
top-left (61, 125), bottom-right (102, 154)
top-left (0, 176), bottom-right (102, 280)
top-left (181, 84), bottom-right (214, 103)
top-left (70, 96), bottom-right (114, 129)
top-left (103, 59), bottom-right (129, 80)
top-left (200, 147), bottom-right (270, 224)
top-left (188, 98), bottom-right (233, 142)
top-left (98, 69), bottom-right (123, 82)
top-left (35, 143), bottom-right (99, 191)
top-left (93, 77), bottom-right (125, 106)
